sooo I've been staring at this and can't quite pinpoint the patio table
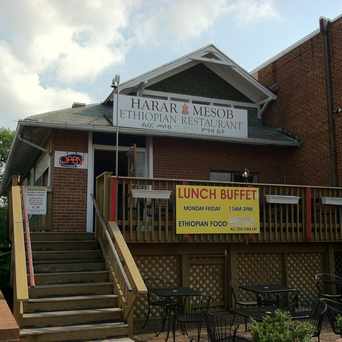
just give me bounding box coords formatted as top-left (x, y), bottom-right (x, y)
top-left (239, 284), bottom-right (298, 308)
top-left (150, 287), bottom-right (201, 342)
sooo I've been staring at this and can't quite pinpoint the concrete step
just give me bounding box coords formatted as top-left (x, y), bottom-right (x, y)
top-left (24, 295), bottom-right (119, 313)
top-left (22, 308), bottom-right (123, 328)
top-left (35, 270), bottom-right (109, 285)
top-left (20, 322), bottom-right (128, 342)
top-left (31, 232), bottom-right (95, 241)
top-left (33, 250), bottom-right (102, 262)
top-left (33, 262), bottom-right (105, 273)
top-left (29, 282), bottom-right (114, 298)
top-left (32, 240), bottom-right (98, 251)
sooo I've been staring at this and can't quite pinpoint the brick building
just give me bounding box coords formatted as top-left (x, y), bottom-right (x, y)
top-left (254, 15), bottom-right (342, 187)
top-left (4, 28), bottom-right (342, 339)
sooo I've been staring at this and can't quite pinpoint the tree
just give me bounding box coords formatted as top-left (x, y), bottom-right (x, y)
top-left (0, 128), bottom-right (15, 172)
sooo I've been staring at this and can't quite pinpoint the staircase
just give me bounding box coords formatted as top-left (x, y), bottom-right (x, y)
top-left (20, 232), bottom-right (132, 342)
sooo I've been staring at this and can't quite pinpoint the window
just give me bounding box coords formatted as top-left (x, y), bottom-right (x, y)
top-left (209, 170), bottom-right (259, 183)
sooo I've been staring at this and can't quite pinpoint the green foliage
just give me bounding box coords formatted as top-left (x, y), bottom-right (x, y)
top-left (336, 314), bottom-right (342, 335)
top-left (0, 207), bottom-right (10, 292)
top-left (251, 310), bottom-right (314, 342)
top-left (0, 128), bottom-right (15, 166)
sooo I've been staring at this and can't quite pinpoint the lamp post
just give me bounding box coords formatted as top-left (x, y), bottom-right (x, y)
top-left (112, 74), bottom-right (120, 176)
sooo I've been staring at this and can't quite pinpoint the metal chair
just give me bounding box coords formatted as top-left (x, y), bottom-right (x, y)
top-left (231, 287), bottom-right (257, 331)
top-left (294, 300), bottom-right (327, 342)
top-left (324, 298), bottom-right (342, 335)
top-left (315, 273), bottom-right (342, 302)
top-left (206, 311), bottom-right (252, 342)
top-left (174, 295), bottom-right (211, 342)
top-left (141, 277), bottom-right (175, 331)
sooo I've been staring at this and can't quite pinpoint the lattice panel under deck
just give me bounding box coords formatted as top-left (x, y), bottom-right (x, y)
top-left (287, 253), bottom-right (321, 309)
top-left (236, 253), bottom-right (282, 301)
top-left (189, 257), bottom-right (225, 308)
top-left (134, 255), bottom-right (180, 319)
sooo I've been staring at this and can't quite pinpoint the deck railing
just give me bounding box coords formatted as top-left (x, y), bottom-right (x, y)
top-left (95, 172), bottom-right (147, 335)
top-left (97, 174), bottom-right (342, 243)
top-left (8, 178), bottom-right (30, 323)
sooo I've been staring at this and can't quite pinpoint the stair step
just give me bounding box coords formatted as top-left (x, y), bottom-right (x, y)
top-left (33, 262), bottom-right (105, 273)
top-left (35, 270), bottom-right (109, 285)
top-left (33, 250), bottom-right (102, 262)
top-left (29, 282), bottom-right (114, 298)
top-left (24, 295), bottom-right (119, 313)
top-left (32, 240), bottom-right (98, 251)
top-left (31, 232), bottom-right (95, 241)
top-left (20, 322), bottom-right (128, 342)
top-left (23, 307), bottom-right (122, 328)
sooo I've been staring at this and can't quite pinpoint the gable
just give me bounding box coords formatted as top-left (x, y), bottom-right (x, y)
top-left (146, 63), bottom-right (253, 103)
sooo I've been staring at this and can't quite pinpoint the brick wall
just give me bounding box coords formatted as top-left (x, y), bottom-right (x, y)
top-left (153, 136), bottom-right (289, 183)
top-left (51, 130), bottom-right (88, 231)
top-left (331, 17), bottom-right (342, 185)
top-left (257, 31), bottom-right (331, 185)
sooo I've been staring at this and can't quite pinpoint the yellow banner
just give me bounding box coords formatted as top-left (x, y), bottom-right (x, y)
top-left (176, 185), bottom-right (260, 234)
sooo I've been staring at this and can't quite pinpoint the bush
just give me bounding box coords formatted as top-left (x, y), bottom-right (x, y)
top-left (251, 310), bottom-right (314, 342)
top-left (336, 314), bottom-right (342, 336)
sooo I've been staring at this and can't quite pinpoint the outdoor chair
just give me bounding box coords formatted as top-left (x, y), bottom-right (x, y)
top-left (293, 300), bottom-right (327, 342)
top-left (324, 298), bottom-right (342, 335)
top-left (231, 287), bottom-right (257, 331)
top-left (206, 311), bottom-right (252, 342)
top-left (141, 277), bottom-right (176, 332)
top-left (174, 295), bottom-right (211, 342)
top-left (315, 273), bottom-right (342, 302)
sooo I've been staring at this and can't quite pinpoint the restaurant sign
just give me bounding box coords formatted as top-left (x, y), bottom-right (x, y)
top-left (54, 151), bottom-right (88, 169)
top-left (176, 185), bottom-right (260, 234)
top-left (115, 95), bottom-right (248, 139)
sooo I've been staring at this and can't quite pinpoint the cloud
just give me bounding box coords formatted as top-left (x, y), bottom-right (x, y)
top-left (135, 0), bottom-right (279, 43)
top-left (0, 42), bottom-right (91, 127)
top-left (0, 0), bottom-right (278, 128)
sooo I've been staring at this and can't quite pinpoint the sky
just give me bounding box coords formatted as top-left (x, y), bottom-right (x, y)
top-left (0, 0), bottom-right (341, 129)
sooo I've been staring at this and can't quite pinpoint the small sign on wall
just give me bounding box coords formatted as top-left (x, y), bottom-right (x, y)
top-left (25, 186), bottom-right (47, 215)
top-left (54, 151), bottom-right (88, 169)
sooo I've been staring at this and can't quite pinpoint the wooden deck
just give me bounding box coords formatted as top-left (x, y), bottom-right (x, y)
top-left (96, 173), bottom-right (342, 244)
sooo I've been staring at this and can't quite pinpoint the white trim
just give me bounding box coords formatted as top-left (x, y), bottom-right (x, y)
top-left (142, 90), bottom-right (258, 109)
top-left (93, 144), bottom-right (146, 152)
top-left (108, 44), bottom-right (275, 103)
top-left (147, 136), bottom-right (153, 178)
top-left (86, 132), bottom-right (94, 233)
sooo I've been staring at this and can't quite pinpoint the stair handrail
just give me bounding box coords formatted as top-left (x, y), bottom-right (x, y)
top-left (92, 194), bottom-right (147, 335)
top-left (22, 186), bottom-right (36, 287)
top-left (9, 182), bottom-right (29, 322)
top-left (92, 195), bottom-right (133, 292)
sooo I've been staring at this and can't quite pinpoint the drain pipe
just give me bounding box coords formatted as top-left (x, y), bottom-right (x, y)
top-left (320, 17), bottom-right (338, 186)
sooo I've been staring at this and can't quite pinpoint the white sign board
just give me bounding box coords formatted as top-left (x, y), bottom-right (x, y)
top-left (54, 151), bottom-right (88, 169)
top-left (115, 95), bottom-right (248, 139)
top-left (25, 187), bottom-right (47, 215)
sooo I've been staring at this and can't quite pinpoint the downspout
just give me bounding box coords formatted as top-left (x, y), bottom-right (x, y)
top-left (320, 17), bottom-right (338, 186)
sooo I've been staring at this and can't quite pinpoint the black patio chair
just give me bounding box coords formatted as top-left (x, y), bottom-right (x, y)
top-left (174, 295), bottom-right (211, 342)
top-left (324, 298), bottom-right (342, 335)
top-left (315, 273), bottom-right (342, 302)
top-left (141, 277), bottom-right (176, 332)
top-left (231, 287), bottom-right (257, 331)
top-left (206, 311), bottom-right (252, 342)
top-left (293, 300), bottom-right (327, 342)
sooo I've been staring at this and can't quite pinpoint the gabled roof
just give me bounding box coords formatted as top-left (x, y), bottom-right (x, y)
top-left (106, 44), bottom-right (276, 104)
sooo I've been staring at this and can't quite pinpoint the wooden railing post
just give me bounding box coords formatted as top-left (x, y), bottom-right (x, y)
top-left (306, 188), bottom-right (313, 241)
top-left (110, 177), bottom-right (117, 222)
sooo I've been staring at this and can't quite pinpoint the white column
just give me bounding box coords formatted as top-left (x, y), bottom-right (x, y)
top-left (86, 132), bottom-right (94, 232)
